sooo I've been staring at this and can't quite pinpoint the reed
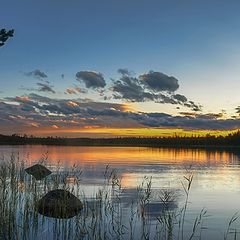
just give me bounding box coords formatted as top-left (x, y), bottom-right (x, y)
top-left (0, 153), bottom-right (239, 240)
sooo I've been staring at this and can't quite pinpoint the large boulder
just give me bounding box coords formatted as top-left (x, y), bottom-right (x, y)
top-left (25, 164), bottom-right (52, 180)
top-left (37, 189), bottom-right (83, 219)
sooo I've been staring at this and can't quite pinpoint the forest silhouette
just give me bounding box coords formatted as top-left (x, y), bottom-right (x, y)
top-left (1, 131), bottom-right (240, 147)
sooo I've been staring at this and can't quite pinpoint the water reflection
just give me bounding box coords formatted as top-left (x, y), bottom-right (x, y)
top-left (1, 145), bottom-right (240, 239)
top-left (1, 145), bottom-right (240, 194)
top-left (2, 145), bottom-right (240, 166)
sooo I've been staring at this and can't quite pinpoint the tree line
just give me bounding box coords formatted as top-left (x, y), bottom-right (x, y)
top-left (0, 131), bottom-right (240, 147)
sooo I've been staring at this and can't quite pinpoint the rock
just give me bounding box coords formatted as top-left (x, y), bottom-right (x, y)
top-left (25, 164), bottom-right (52, 180)
top-left (37, 189), bottom-right (83, 219)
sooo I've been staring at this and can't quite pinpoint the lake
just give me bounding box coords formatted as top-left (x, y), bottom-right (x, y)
top-left (1, 145), bottom-right (240, 239)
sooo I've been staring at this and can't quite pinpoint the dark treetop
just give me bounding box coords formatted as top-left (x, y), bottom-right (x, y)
top-left (0, 131), bottom-right (240, 147)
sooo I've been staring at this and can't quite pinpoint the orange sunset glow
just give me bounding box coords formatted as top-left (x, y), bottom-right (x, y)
top-left (4, 125), bottom-right (238, 138)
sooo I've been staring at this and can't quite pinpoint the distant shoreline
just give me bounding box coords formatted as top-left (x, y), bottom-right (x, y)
top-left (0, 143), bottom-right (240, 150)
top-left (0, 133), bottom-right (240, 149)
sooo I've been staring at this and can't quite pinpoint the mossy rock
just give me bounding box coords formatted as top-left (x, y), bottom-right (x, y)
top-left (25, 164), bottom-right (52, 180)
top-left (37, 189), bottom-right (83, 219)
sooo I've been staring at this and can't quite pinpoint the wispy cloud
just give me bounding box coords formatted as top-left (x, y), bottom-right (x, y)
top-left (25, 69), bottom-right (48, 79)
top-left (36, 82), bottom-right (55, 94)
top-left (65, 86), bottom-right (87, 95)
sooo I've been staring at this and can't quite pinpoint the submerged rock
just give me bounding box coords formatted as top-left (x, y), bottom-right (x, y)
top-left (37, 189), bottom-right (83, 219)
top-left (25, 164), bottom-right (52, 180)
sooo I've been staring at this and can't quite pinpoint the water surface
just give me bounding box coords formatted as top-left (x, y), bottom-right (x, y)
top-left (1, 145), bottom-right (240, 239)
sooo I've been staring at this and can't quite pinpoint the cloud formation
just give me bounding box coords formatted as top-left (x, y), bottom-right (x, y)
top-left (76, 71), bottom-right (106, 89)
top-left (21, 68), bottom-right (200, 111)
top-left (21, 69), bottom-right (55, 94)
top-left (173, 94), bottom-right (187, 103)
top-left (112, 72), bottom-right (153, 102)
top-left (25, 69), bottom-right (48, 79)
top-left (37, 82), bottom-right (55, 94)
top-left (65, 86), bottom-right (87, 95)
top-left (235, 106), bottom-right (240, 114)
top-left (111, 69), bottom-right (201, 111)
top-left (0, 29), bottom-right (14, 47)
top-left (1, 94), bottom-right (239, 132)
top-left (139, 71), bottom-right (179, 92)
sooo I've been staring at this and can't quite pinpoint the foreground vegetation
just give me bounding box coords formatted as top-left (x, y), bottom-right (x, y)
top-left (1, 131), bottom-right (240, 147)
top-left (0, 153), bottom-right (239, 240)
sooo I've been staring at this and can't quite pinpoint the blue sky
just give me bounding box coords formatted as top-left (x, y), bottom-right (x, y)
top-left (1, 0), bottom-right (240, 136)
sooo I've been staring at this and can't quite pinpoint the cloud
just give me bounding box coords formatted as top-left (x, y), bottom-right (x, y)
top-left (173, 94), bottom-right (187, 103)
top-left (1, 94), bottom-right (240, 132)
top-left (20, 68), bottom-right (200, 110)
top-left (179, 112), bottom-right (223, 119)
top-left (111, 69), bottom-right (200, 111)
top-left (76, 71), bottom-right (106, 89)
top-left (37, 82), bottom-right (55, 94)
top-left (20, 80), bottom-right (56, 94)
top-left (117, 68), bottom-right (132, 76)
top-left (25, 69), bottom-right (48, 79)
top-left (20, 68), bottom-right (199, 111)
top-left (14, 96), bottom-right (31, 103)
top-left (65, 86), bottom-right (87, 95)
top-left (112, 73), bottom-right (154, 102)
top-left (65, 88), bottom-right (76, 94)
top-left (20, 68), bottom-right (202, 112)
top-left (0, 94), bottom-right (135, 130)
top-left (179, 112), bottom-right (198, 117)
top-left (235, 106), bottom-right (240, 114)
top-left (184, 101), bottom-right (202, 112)
top-left (139, 71), bottom-right (179, 92)
top-left (0, 29), bottom-right (14, 47)
top-left (136, 113), bottom-right (240, 129)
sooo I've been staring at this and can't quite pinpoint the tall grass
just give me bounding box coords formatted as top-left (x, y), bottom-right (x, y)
top-left (0, 153), bottom-right (239, 240)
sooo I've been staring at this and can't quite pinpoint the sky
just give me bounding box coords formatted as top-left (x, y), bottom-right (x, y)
top-left (1, 0), bottom-right (240, 137)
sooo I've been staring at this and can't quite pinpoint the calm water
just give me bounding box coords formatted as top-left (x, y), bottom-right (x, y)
top-left (1, 145), bottom-right (240, 239)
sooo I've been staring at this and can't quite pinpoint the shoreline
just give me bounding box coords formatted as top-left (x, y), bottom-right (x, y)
top-left (0, 142), bottom-right (239, 149)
